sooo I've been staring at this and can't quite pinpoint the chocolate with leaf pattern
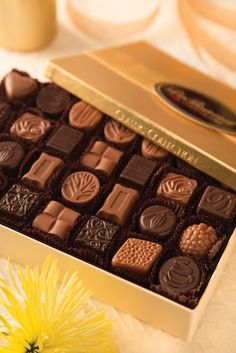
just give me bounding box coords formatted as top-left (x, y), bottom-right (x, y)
top-left (61, 171), bottom-right (100, 206)
top-left (139, 205), bottom-right (176, 238)
top-left (104, 119), bottom-right (136, 148)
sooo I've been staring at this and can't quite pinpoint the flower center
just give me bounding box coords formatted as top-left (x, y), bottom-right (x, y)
top-left (25, 340), bottom-right (40, 353)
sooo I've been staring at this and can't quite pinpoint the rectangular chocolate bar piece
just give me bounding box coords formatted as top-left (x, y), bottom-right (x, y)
top-left (22, 152), bottom-right (64, 189)
top-left (97, 183), bottom-right (139, 226)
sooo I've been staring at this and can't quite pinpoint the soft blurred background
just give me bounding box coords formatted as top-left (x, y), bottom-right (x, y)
top-left (0, 0), bottom-right (236, 87)
top-left (0, 1), bottom-right (236, 352)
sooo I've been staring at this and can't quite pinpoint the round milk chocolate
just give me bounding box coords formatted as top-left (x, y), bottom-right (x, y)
top-left (62, 171), bottom-right (100, 205)
top-left (104, 119), bottom-right (136, 148)
top-left (141, 139), bottom-right (169, 160)
top-left (159, 256), bottom-right (200, 294)
top-left (0, 141), bottom-right (25, 176)
top-left (69, 101), bottom-right (103, 132)
top-left (139, 205), bottom-right (176, 238)
top-left (36, 84), bottom-right (71, 114)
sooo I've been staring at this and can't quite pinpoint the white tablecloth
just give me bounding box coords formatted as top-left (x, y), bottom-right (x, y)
top-left (0, 1), bottom-right (236, 352)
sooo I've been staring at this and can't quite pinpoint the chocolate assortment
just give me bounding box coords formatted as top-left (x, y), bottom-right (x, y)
top-left (0, 69), bottom-right (235, 309)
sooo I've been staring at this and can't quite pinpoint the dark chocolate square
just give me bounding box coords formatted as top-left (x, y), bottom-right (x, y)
top-left (197, 185), bottom-right (236, 221)
top-left (119, 154), bottom-right (156, 187)
top-left (75, 216), bottom-right (118, 253)
top-left (0, 184), bottom-right (38, 218)
top-left (46, 125), bottom-right (84, 156)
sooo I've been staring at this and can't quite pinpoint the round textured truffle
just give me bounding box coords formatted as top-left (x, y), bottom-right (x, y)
top-left (61, 171), bottom-right (100, 205)
top-left (10, 113), bottom-right (51, 142)
top-left (36, 84), bottom-right (71, 114)
top-left (179, 223), bottom-right (218, 257)
top-left (159, 256), bottom-right (200, 294)
top-left (0, 141), bottom-right (25, 176)
top-left (139, 205), bottom-right (176, 238)
top-left (104, 119), bottom-right (136, 148)
top-left (141, 139), bottom-right (169, 160)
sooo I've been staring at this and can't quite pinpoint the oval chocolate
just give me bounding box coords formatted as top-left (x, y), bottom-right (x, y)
top-left (0, 141), bottom-right (25, 176)
top-left (139, 205), bottom-right (176, 238)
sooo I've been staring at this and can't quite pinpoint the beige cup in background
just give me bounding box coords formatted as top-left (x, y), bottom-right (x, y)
top-left (0, 0), bottom-right (56, 51)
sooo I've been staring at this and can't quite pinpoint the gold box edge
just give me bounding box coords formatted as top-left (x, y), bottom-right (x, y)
top-left (45, 60), bottom-right (236, 191)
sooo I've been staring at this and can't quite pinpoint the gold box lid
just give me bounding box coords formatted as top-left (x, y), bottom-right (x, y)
top-left (45, 41), bottom-right (236, 191)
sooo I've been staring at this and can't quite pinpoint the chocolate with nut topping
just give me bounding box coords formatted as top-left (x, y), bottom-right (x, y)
top-left (179, 223), bottom-right (218, 257)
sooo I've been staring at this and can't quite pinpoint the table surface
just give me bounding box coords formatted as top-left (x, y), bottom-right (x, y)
top-left (0, 1), bottom-right (236, 352)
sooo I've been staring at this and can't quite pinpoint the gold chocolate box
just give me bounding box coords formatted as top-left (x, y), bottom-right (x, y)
top-left (0, 42), bottom-right (235, 341)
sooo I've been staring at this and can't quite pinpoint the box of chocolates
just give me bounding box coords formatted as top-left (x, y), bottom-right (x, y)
top-left (0, 41), bottom-right (235, 340)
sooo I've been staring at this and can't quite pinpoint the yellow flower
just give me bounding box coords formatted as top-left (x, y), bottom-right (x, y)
top-left (0, 256), bottom-right (115, 353)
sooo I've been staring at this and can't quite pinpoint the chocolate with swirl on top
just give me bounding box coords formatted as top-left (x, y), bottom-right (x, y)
top-left (157, 172), bottom-right (197, 205)
top-left (158, 256), bottom-right (200, 294)
top-left (75, 216), bottom-right (118, 253)
top-left (197, 185), bottom-right (236, 221)
top-left (10, 113), bottom-right (51, 142)
top-left (139, 205), bottom-right (176, 238)
top-left (0, 184), bottom-right (38, 218)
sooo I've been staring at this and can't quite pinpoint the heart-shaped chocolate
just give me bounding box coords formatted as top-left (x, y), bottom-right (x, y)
top-left (4, 71), bottom-right (37, 100)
